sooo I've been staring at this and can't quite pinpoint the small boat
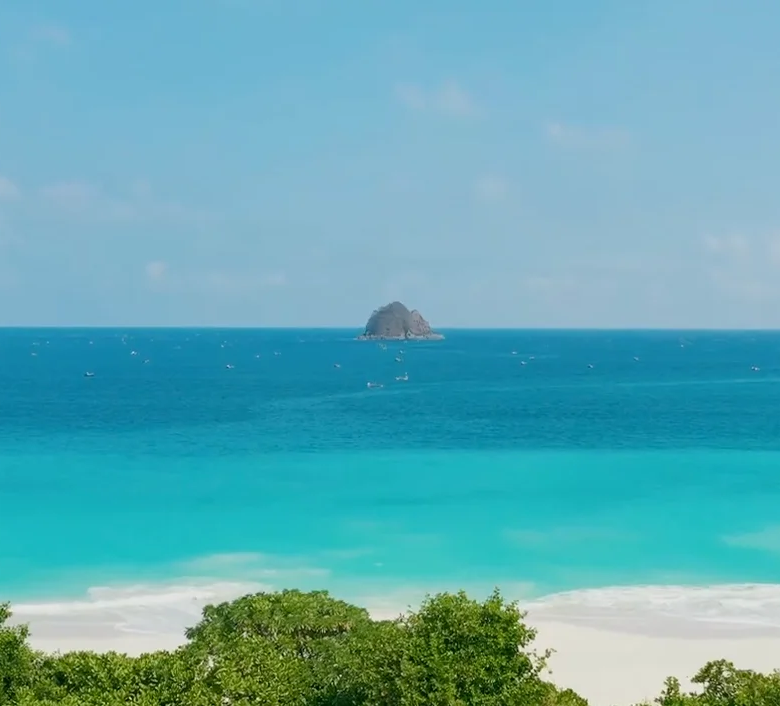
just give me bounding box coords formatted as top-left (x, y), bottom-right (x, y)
top-left (395, 373), bottom-right (409, 382)
top-left (366, 381), bottom-right (383, 389)
top-left (84, 371), bottom-right (95, 378)
top-left (333, 363), bottom-right (341, 369)
top-left (225, 364), bottom-right (235, 370)
top-left (395, 356), bottom-right (403, 363)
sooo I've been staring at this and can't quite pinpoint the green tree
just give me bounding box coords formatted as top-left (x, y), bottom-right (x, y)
top-left (183, 589), bottom-right (374, 705)
top-left (645, 660), bottom-right (780, 706)
top-left (1, 589), bottom-right (590, 706)
top-left (0, 603), bottom-right (35, 705)
top-left (17, 648), bottom-right (195, 706)
top-left (359, 589), bottom-right (558, 706)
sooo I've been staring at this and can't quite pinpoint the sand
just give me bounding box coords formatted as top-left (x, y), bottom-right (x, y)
top-left (10, 582), bottom-right (780, 706)
top-left (530, 621), bottom-right (780, 705)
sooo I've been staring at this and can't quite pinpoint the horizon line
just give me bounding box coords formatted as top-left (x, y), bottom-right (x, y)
top-left (2, 325), bottom-right (780, 332)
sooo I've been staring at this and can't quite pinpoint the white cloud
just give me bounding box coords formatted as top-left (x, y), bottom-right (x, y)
top-left (701, 233), bottom-right (780, 267)
top-left (698, 232), bottom-right (780, 308)
top-left (701, 233), bottom-right (750, 259)
top-left (41, 181), bottom-right (98, 212)
top-left (435, 81), bottom-right (477, 117)
top-left (8, 24), bottom-right (72, 66)
top-left (0, 176), bottom-right (21, 201)
top-left (473, 175), bottom-right (508, 204)
top-left (145, 260), bottom-right (168, 281)
top-left (40, 179), bottom-right (209, 227)
top-left (545, 122), bottom-right (630, 149)
top-left (394, 80), bottom-right (479, 117)
top-left (32, 25), bottom-right (71, 47)
top-left (260, 271), bottom-right (287, 287)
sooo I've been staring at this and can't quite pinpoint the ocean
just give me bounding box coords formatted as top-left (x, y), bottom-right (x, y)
top-left (3, 328), bottom-right (780, 635)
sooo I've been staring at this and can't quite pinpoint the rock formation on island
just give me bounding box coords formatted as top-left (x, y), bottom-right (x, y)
top-left (357, 301), bottom-right (444, 340)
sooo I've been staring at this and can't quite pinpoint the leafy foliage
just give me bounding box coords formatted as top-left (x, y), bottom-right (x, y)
top-left (382, 589), bottom-right (551, 705)
top-left (648, 659), bottom-right (780, 706)
top-left (0, 604), bottom-right (34, 706)
top-left (2, 590), bottom-right (780, 705)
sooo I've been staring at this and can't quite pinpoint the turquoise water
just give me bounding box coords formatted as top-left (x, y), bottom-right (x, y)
top-left (2, 328), bottom-right (780, 604)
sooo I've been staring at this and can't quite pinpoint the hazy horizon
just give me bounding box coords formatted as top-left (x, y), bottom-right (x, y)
top-left (2, 1), bottom-right (780, 328)
top-left (4, 324), bottom-right (780, 332)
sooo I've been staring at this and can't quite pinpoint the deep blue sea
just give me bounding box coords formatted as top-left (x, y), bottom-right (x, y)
top-left (2, 328), bottom-right (780, 611)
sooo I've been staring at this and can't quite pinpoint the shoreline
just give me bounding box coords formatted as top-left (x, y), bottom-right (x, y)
top-left (355, 334), bottom-right (445, 341)
top-left (8, 580), bottom-right (780, 705)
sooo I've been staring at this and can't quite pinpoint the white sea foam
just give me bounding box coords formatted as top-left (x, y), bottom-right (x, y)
top-left (525, 583), bottom-right (780, 638)
top-left (10, 581), bottom-right (267, 649)
top-left (10, 581), bottom-right (780, 649)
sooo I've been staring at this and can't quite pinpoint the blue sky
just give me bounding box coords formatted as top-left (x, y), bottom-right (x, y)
top-left (2, 0), bottom-right (780, 327)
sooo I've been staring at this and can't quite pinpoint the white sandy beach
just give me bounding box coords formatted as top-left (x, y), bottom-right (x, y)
top-left (531, 621), bottom-right (780, 705)
top-left (10, 582), bottom-right (780, 706)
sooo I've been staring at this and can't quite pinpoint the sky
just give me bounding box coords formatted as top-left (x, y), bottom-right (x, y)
top-left (2, 0), bottom-right (780, 327)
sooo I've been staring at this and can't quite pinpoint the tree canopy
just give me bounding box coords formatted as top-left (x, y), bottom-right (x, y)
top-left (1, 588), bottom-right (779, 705)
